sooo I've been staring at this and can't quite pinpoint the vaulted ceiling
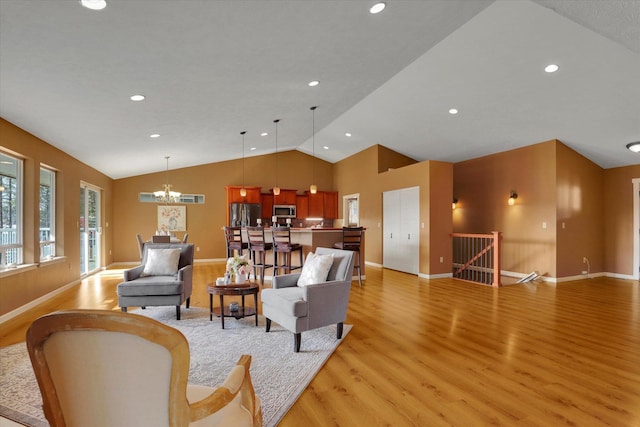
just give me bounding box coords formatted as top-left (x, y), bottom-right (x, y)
top-left (1, 0), bottom-right (639, 179)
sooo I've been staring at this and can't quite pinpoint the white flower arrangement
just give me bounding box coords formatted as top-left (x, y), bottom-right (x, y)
top-left (226, 254), bottom-right (252, 276)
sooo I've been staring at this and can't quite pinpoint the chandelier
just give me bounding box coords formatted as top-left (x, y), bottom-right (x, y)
top-left (154, 156), bottom-right (181, 204)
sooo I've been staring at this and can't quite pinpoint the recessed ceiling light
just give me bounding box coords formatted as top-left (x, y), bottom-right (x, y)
top-left (544, 64), bottom-right (559, 73)
top-left (250, 147), bottom-right (257, 151)
top-left (150, 134), bottom-right (160, 138)
top-left (626, 142), bottom-right (640, 153)
top-left (449, 108), bottom-right (458, 115)
top-left (370, 2), bottom-right (386, 14)
top-left (323, 146), bottom-right (329, 150)
top-left (80, 0), bottom-right (107, 10)
top-left (261, 132), bottom-right (268, 137)
top-left (308, 80), bottom-right (320, 87)
top-left (345, 133), bottom-right (352, 137)
top-left (130, 94), bottom-right (145, 101)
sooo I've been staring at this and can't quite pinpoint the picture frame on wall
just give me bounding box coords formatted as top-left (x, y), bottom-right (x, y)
top-left (158, 205), bottom-right (186, 233)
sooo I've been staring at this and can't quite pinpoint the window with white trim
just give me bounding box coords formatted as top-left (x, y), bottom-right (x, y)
top-left (0, 152), bottom-right (23, 268)
top-left (40, 167), bottom-right (55, 260)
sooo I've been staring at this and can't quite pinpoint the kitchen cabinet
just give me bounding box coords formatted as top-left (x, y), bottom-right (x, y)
top-left (261, 194), bottom-right (273, 219)
top-left (323, 191), bottom-right (338, 219)
top-left (274, 189), bottom-right (297, 205)
top-left (296, 195), bottom-right (309, 219)
top-left (226, 186), bottom-right (261, 204)
top-left (307, 192), bottom-right (324, 218)
top-left (305, 191), bottom-right (338, 219)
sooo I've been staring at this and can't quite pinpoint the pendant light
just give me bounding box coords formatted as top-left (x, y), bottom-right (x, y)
top-left (309, 106), bottom-right (318, 194)
top-left (153, 156), bottom-right (181, 204)
top-left (240, 131), bottom-right (247, 197)
top-left (273, 119), bottom-right (281, 196)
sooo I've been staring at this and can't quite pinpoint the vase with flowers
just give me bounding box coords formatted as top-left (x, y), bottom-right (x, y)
top-left (226, 254), bottom-right (252, 284)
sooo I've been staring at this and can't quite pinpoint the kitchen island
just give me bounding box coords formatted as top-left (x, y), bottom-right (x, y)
top-left (240, 227), bottom-right (365, 280)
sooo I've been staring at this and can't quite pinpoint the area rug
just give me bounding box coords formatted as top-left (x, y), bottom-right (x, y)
top-left (0, 307), bottom-right (351, 427)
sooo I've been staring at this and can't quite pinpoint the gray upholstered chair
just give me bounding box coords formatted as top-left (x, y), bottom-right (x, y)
top-left (26, 309), bottom-right (262, 427)
top-left (117, 243), bottom-right (194, 320)
top-left (261, 247), bottom-right (355, 352)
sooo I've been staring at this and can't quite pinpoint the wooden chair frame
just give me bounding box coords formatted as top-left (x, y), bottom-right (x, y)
top-left (27, 309), bottom-right (262, 427)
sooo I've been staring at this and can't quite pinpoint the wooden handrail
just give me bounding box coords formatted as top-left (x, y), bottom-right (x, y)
top-left (451, 231), bottom-right (502, 287)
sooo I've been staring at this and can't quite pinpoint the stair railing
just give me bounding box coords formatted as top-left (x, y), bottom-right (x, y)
top-left (451, 231), bottom-right (502, 287)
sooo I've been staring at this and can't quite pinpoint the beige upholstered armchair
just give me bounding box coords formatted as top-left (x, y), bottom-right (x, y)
top-left (261, 247), bottom-right (355, 352)
top-left (26, 309), bottom-right (262, 427)
top-left (118, 243), bottom-right (194, 320)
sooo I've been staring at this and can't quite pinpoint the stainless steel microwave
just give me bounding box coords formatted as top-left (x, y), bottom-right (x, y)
top-left (273, 204), bottom-right (296, 218)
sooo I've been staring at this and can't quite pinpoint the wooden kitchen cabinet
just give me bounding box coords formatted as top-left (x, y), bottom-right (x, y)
top-left (226, 186), bottom-right (261, 204)
top-left (296, 195), bottom-right (309, 219)
top-left (261, 193), bottom-right (273, 219)
top-left (307, 192), bottom-right (324, 218)
top-left (305, 191), bottom-right (338, 219)
top-left (323, 191), bottom-right (338, 219)
top-left (274, 189), bottom-right (297, 205)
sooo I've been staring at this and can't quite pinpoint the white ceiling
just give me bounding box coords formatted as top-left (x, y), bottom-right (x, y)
top-left (1, 0), bottom-right (639, 179)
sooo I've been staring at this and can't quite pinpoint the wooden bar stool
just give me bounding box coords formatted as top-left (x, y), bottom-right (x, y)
top-left (246, 226), bottom-right (274, 285)
top-left (333, 226), bottom-right (363, 287)
top-left (272, 227), bottom-right (303, 276)
top-left (224, 226), bottom-right (249, 259)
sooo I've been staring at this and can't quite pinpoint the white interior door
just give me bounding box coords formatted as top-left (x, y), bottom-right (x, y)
top-left (383, 187), bottom-right (419, 274)
top-left (399, 187), bottom-right (420, 274)
top-left (383, 190), bottom-right (401, 269)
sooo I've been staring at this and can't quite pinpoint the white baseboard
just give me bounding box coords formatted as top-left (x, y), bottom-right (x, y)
top-left (419, 272), bottom-right (453, 279)
top-left (0, 278), bottom-right (82, 324)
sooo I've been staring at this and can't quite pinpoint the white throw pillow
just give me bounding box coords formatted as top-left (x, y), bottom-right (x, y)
top-left (142, 248), bottom-right (181, 276)
top-left (297, 252), bottom-right (334, 287)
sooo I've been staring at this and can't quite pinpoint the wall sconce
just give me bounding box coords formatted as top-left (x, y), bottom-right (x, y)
top-left (452, 197), bottom-right (458, 209)
top-left (508, 191), bottom-right (518, 206)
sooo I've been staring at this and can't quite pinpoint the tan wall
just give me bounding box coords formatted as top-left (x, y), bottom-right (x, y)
top-left (603, 165), bottom-right (640, 275)
top-left (555, 142), bottom-right (604, 277)
top-left (377, 145), bottom-right (418, 173)
top-left (112, 150), bottom-right (334, 262)
top-left (454, 140), bottom-right (558, 277)
top-left (334, 145), bottom-right (453, 276)
top-left (1, 118), bottom-right (114, 314)
top-left (2, 117), bottom-right (637, 315)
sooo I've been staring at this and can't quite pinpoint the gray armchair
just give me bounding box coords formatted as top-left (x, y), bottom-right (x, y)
top-left (117, 243), bottom-right (194, 320)
top-left (261, 247), bottom-right (355, 352)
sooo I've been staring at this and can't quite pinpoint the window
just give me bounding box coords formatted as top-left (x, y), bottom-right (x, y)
top-left (40, 167), bottom-right (56, 260)
top-left (0, 153), bottom-right (23, 268)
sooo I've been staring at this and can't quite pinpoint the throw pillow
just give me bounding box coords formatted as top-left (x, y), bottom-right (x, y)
top-left (297, 252), bottom-right (334, 287)
top-left (142, 248), bottom-right (181, 276)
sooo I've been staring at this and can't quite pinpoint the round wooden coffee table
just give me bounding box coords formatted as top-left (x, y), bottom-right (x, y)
top-left (207, 282), bottom-right (259, 329)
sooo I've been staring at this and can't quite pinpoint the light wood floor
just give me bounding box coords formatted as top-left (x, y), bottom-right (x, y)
top-left (1, 264), bottom-right (639, 426)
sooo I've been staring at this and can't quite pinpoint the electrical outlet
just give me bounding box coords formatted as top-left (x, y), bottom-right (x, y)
top-left (439, 256), bottom-right (444, 263)
top-left (197, 246), bottom-right (200, 252)
top-left (581, 270), bottom-right (588, 275)
top-left (583, 257), bottom-right (587, 263)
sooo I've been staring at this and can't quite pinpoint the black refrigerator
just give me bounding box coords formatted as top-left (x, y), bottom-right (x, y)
top-left (229, 203), bottom-right (262, 227)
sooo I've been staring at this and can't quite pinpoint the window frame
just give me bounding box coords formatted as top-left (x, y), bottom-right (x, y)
top-left (0, 152), bottom-right (23, 269)
top-left (39, 166), bottom-right (56, 260)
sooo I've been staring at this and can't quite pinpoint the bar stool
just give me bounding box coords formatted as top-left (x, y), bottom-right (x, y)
top-left (333, 226), bottom-right (363, 287)
top-left (224, 226), bottom-right (249, 259)
top-left (272, 227), bottom-right (303, 276)
top-left (246, 226), bottom-right (273, 285)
